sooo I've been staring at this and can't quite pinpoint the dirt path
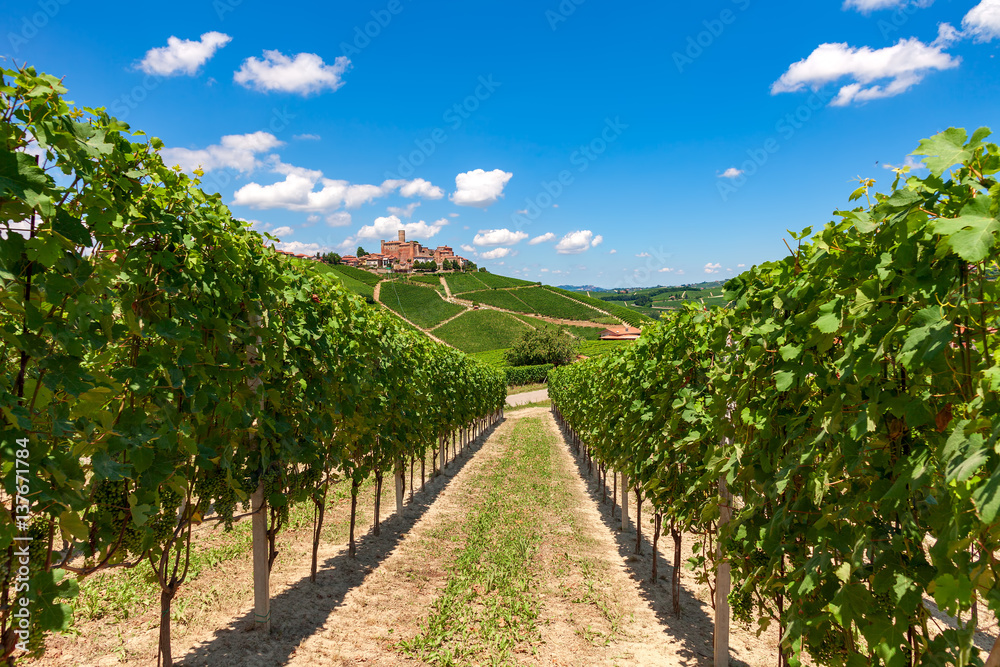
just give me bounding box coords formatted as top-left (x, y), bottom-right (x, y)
top-left (506, 387), bottom-right (548, 406)
top-left (439, 276), bottom-right (452, 298)
top-left (373, 279), bottom-right (383, 302)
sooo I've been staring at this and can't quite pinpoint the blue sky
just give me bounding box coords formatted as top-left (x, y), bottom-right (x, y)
top-left (4, 0), bottom-right (999, 287)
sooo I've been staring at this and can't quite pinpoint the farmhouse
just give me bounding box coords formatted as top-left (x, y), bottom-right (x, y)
top-left (599, 324), bottom-right (642, 341)
top-left (380, 230), bottom-right (468, 271)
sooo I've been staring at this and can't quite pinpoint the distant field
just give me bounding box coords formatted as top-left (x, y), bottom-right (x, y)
top-left (314, 263), bottom-right (375, 300)
top-left (444, 272), bottom-right (489, 294)
top-left (548, 286), bottom-right (652, 327)
top-left (408, 274), bottom-right (445, 287)
top-left (511, 287), bottom-right (605, 321)
top-left (467, 348), bottom-right (510, 368)
top-left (379, 280), bottom-right (465, 329)
top-left (328, 264), bottom-right (383, 287)
top-left (508, 313), bottom-right (604, 341)
top-left (473, 273), bottom-right (538, 289)
top-left (461, 289), bottom-right (537, 313)
top-left (432, 310), bottom-right (532, 353)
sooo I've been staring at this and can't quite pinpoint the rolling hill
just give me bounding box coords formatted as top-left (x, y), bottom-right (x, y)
top-left (318, 264), bottom-right (660, 371)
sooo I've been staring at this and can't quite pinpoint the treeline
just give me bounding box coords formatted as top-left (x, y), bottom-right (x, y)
top-left (0, 66), bottom-right (506, 666)
top-left (550, 127), bottom-right (1000, 666)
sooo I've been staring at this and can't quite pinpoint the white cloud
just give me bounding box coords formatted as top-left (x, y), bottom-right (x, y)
top-left (387, 202), bottom-right (421, 218)
top-left (480, 247), bottom-right (512, 260)
top-left (271, 226), bottom-right (294, 237)
top-left (474, 228), bottom-right (528, 247)
top-left (609, 249), bottom-right (617, 254)
top-left (161, 131), bottom-right (282, 173)
top-left (842, 0), bottom-right (930, 14)
top-left (450, 169), bottom-right (513, 207)
top-left (884, 154), bottom-right (926, 171)
top-left (293, 134), bottom-right (321, 141)
top-left (233, 163), bottom-right (444, 212)
top-left (139, 32), bottom-right (231, 76)
top-left (635, 252), bottom-right (651, 258)
top-left (460, 244), bottom-right (476, 253)
top-left (326, 211), bottom-right (352, 227)
top-left (964, 0), bottom-right (1000, 41)
top-left (275, 240), bottom-right (331, 255)
top-left (384, 178), bottom-right (444, 199)
top-left (555, 230), bottom-right (599, 255)
top-left (355, 215), bottom-right (447, 241)
top-left (705, 262), bottom-right (722, 274)
top-left (658, 267), bottom-right (675, 273)
top-left (529, 232), bottom-right (555, 245)
top-left (591, 235), bottom-right (603, 247)
top-left (449, 213), bottom-right (460, 218)
top-left (719, 167), bottom-right (744, 179)
top-left (234, 51), bottom-right (350, 95)
top-left (737, 263), bottom-right (746, 268)
top-left (771, 38), bottom-right (960, 106)
top-left (677, 269), bottom-right (685, 275)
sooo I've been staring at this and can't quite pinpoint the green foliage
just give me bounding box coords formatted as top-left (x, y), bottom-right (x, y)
top-left (505, 364), bottom-right (553, 386)
top-left (460, 288), bottom-right (537, 313)
top-left (380, 279), bottom-right (466, 329)
top-left (505, 328), bottom-right (576, 367)
top-left (432, 309), bottom-right (532, 353)
top-left (0, 64), bottom-right (507, 665)
top-left (356, 246), bottom-right (368, 257)
top-left (550, 126), bottom-right (1000, 667)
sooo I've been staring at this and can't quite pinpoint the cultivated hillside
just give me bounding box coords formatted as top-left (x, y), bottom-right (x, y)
top-left (318, 266), bottom-right (652, 365)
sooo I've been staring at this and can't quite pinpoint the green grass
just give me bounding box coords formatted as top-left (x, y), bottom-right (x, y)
top-left (314, 264), bottom-right (375, 300)
top-left (507, 399), bottom-right (552, 411)
top-left (467, 349), bottom-right (511, 368)
top-left (473, 273), bottom-right (539, 289)
top-left (443, 272), bottom-right (489, 295)
top-left (380, 280), bottom-right (466, 329)
top-left (546, 286), bottom-right (653, 327)
top-left (507, 314), bottom-right (604, 341)
top-left (510, 287), bottom-right (605, 321)
top-left (328, 264), bottom-right (383, 287)
top-left (461, 288), bottom-right (538, 313)
top-left (459, 287), bottom-right (602, 321)
top-left (578, 339), bottom-right (633, 357)
top-left (397, 417), bottom-right (552, 664)
top-left (432, 309), bottom-right (532, 353)
top-left (409, 274), bottom-right (445, 287)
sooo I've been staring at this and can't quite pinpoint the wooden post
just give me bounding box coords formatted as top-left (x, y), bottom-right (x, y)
top-left (986, 636), bottom-right (1000, 667)
top-left (247, 309), bottom-right (269, 634)
top-left (714, 475), bottom-right (732, 667)
top-left (439, 435), bottom-right (446, 470)
top-left (394, 458), bottom-right (404, 515)
top-left (621, 472), bottom-right (629, 532)
top-left (251, 480), bottom-right (270, 633)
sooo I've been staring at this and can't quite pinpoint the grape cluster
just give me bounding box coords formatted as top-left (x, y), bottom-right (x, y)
top-left (807, 627), bottom-right (849, 665)
top-left (728, 588), bottom-right (754, 627)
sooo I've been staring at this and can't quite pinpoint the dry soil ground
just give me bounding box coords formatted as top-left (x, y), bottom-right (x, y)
top-left (35, 407), bottom-right (831, 666)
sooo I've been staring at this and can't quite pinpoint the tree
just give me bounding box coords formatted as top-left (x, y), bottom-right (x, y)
top-left (464, 261), bottom-right (477, 272)
top-left (357, 246), bottom-right (368, 257)
top-left (442, 259), bottom-right (453, 271)
top-left (505, 329), bottom-right (576, 367)
top-left (479, 267), bottom-right (489, 273)
top-left (634, 294), bottom-right (652, 307)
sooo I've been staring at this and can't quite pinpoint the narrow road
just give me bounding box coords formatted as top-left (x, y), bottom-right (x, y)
top-left (506, 387), bottom-right (549, 406)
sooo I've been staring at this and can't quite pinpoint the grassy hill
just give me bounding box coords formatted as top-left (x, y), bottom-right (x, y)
top-left (432, 310), bottom-right (532, 353)
top-left (313, 262), bottom-right (643, 374)
top-left (380, 280), bottom-right (465, 329)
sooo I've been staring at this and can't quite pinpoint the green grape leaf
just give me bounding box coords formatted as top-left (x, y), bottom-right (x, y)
top-left (932, 197), bottom-right (999, 262)
top-left (914, 127), bottom-right (971, 176)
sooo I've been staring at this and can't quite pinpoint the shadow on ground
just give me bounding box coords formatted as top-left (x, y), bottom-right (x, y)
top-left (553, 410), bottom-right (754, 667)
top-left (176, 421), bottom-right (502, 667)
